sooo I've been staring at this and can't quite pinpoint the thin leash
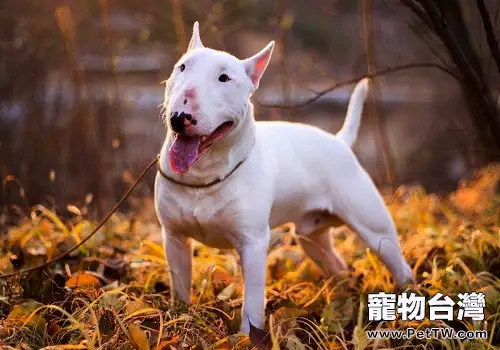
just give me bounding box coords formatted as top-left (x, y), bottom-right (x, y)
top-left (0, 155), bottom-right (160, 279)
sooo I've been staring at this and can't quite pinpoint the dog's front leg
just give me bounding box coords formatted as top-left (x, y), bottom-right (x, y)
top-left (237, 229), bottom-right (270, 333)
top-left (163, 228), bottom-right (192, 305)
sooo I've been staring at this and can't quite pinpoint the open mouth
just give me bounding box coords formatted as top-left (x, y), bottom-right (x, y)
top-left (168, 121), bottom-right (234, 173)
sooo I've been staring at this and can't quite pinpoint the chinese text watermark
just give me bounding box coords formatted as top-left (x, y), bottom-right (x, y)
top-left (367, 292), bottom-right (486, 322)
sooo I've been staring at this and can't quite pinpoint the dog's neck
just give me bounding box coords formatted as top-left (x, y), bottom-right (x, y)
top-left (160, 103), bottom-right (256, 186)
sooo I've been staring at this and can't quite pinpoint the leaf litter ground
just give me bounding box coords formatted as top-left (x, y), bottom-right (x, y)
top-left (0, 164), bottom-right (499, 349)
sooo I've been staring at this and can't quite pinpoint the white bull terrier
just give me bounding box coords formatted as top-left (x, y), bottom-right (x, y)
top-left (155, 22), bottom-right (414, 333)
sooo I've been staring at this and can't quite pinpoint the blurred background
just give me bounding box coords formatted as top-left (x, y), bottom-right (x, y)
top-left (1, 0), bottom-right (499, 221)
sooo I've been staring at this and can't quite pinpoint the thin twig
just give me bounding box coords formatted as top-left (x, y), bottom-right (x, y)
top-left (476, 0), bottom-right (500, 77)
top-left (276, 0), bottom-right (292, 120)
top-left (255, 62), bottom-right (460, 109)
top-left (361, 0), bottom-right (395, 187)
top-left (170, 0), bottom-right (185, 55)
top-left (421, 0), bottom-right (486, 89)
top-left (486, 0), bottom-right (500, 80)
top-left (398, 0), bottom-right (434, 29)
top-left (98, 0), bottom-right (119, 97)
top-left (384, 0), bottom-right (448, 65)
top-left (55, 5), bottom-right (87, 100)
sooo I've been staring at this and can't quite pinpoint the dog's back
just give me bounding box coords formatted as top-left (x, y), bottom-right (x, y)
top-left (252, 78), bottom-right (370, 227)
top-left (254, 77), bottom-right (369, 169)
top-left (253, 121), bottom-right (357, 228)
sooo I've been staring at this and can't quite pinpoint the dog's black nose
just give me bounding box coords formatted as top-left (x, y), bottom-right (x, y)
top-left (170, 112), bottom-right (185, 134)
top-left (170, 112), bottom-right (196, 133)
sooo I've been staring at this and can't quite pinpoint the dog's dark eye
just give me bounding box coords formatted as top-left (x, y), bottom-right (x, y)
top-left (218, 74), bottom-right (230, 82)
top-left (179, 64), bottom-right (185, 72)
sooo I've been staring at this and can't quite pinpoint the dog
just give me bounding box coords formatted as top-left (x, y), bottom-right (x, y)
top-left (154, 22), bottom-right (414, 333)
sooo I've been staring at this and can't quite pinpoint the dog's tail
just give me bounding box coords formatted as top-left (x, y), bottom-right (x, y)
top-left (336, 78), bottom-right (370, 148)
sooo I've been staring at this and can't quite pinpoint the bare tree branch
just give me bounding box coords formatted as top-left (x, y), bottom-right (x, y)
top-left (398, 0), bottom-right (433, 29)
top-left (98, 0), bottom-right (119, 97)
top-left (255, 62), bottom-right (460, 109)
top-left (476, 0), bottom-right (500, 77)
top-left (399, 0), bottom-right (500, 162)
top-left (486, 0), bottom-right (500, 78)
top-left (384, 0), bottom-right (448, 65)
top-left (362, 0), bottom-right (395, 187)
top-left (55, 5), bottom-right (87, 98)
top-left (276, 0), bottom-right (292, 120)
top-left (422, 0), bottom-right (486, 87)
top-left (170, 0), bottom-right (185, 55)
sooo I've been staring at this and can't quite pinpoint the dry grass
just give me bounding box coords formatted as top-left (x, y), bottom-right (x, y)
top-left (0, 165), bottom-right (499, 349)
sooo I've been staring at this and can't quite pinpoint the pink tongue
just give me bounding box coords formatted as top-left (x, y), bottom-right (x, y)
top-left (168, 134), bottom-right (201, 173)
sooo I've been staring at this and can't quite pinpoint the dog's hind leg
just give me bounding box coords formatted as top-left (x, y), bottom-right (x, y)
top-left (163, 228), bottom-right (192, 304)
top-left (295, 224), bottom-right (347, 277)
top-left (332, 164), bottom-right (414, 287)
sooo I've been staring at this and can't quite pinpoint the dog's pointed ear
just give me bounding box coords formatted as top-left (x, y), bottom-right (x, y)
top-left (242, 41), bottom-right (275, 90)
top-left (187, 21), bottom-right (204, 51)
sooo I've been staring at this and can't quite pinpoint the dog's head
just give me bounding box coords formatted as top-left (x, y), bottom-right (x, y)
top-left (163, 22), bottom-right (274, 174)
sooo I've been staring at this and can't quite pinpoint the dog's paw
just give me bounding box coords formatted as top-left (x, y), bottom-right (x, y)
top-left (248, 320), bottom-right (271, 350)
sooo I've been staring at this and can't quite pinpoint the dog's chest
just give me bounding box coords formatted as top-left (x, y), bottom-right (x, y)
top-left (157, 185), bottom-right (240, 249)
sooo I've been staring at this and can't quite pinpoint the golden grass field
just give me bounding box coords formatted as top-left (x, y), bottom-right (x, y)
top-left (0, 165), bottom-right (499, 349)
